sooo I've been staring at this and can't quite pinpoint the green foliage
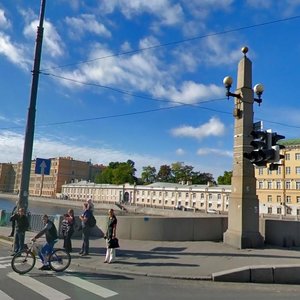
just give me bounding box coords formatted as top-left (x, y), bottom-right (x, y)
top-left (217, 171), bottom-right (232, 185)
top-left (95, 160), bottom-right (137, 184)
top-left (157, 165), bottom-right (173, 182)
top-left (141, 166), bottom-right (157, 184)
top-left (95, 160), bottom-right (217, 185)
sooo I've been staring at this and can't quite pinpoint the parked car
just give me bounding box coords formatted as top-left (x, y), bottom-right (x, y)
top-left (207, 209), bottom-right (218, 214)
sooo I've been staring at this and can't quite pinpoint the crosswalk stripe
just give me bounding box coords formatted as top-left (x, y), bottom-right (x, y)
top-left (7, 272), bottom-right (70, 300)
top-left (0, 264), bottom-right (10, 269)
top-left (57, 274), bottom-right (118, 298)
top-left (0, 256), bottom-right (11, 261)
top-left (0, 290), bottom-right (14, 300)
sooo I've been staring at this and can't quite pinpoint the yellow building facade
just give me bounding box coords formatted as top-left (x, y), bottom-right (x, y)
top-left (256, 141), bottom-right (300, 216)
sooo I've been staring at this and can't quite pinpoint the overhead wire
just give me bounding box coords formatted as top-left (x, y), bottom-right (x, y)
top-left (8, 14), bottom-right (298, 131)
top-left (40, 15), bottom-right (300, 72)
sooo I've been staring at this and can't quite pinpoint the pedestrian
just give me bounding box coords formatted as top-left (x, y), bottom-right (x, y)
top-left (79, 202), bottom-right (92, 256)
top-left (61, 209), bottom-right (75, 253)
top-left (10, 207), bottom-right (29, 255)
top-left (104, 208), bottom-right (118, 264)
top-left (31, 214), bottom-right (58, 270)
top-left (8, 202), bottom-right (17, 237)
top-left (87, 198), bottom-right (94, 212)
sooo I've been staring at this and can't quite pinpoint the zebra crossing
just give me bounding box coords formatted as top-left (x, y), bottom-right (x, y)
top-left (0, 256), bottom-right (118, 299)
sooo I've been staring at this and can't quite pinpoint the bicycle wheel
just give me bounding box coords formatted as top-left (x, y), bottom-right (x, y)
top-left (49, 249), bottom-right (71, 272)
top-left (11, 250), bottom-right (36, 274)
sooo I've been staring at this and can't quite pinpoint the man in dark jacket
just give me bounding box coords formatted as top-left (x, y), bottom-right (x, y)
top-left (10, 207), bottom-right (29, 254)
top-left (32, 214), bottom-right (58, 270)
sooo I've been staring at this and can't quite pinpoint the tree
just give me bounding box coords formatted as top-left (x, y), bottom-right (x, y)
top-left (217, 171), bottom-right (232, 185)
top-left (191, 171), bottom-right (215, 185)
top-left (171, 162), bottom-right (194, 183)
top-left (95, 167), bottom-right (113, 184)
top-left (157, 165), bottom-right (173, 182)
top-left (95, 160), bottom-right (137, 184)
top-left (141, 166), bottom-right (157, 184)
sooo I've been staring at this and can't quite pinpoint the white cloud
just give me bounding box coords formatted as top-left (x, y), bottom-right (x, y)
top-left (0, 32), bottom-right (29, 69)
top-left (171, 117), bottom-right (226, 140)
top-left (0, 9), bottom-right (10, 29)
top-left (246, 0), bottom-right (273, 8)
top-left (197, 147), bottom-right (233, 157)
top-left (176, 148), bottom-right (185, 155)
top-left (23, 20), bottom-right (64, 58)
top-left (65, 14), bottom-right (111, 39)
top-left (0, 131), bottom-right (167, 177)
top-left (99, 0), bottom-right (184, 26)
top-left (155, 81), bottom-right (223, 104)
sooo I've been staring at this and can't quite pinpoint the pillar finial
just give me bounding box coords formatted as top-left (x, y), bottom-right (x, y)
top-left (241, 46), bottom-right (248, 57)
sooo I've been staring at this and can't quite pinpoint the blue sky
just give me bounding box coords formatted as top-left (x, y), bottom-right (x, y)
top-left (1, 0), bottom-right (300, 180)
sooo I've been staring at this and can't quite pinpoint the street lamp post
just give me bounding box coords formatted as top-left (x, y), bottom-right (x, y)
top-left (18, 0), bottom-right (46, 211)
top-left (223, 47), bottom-right (264, 249)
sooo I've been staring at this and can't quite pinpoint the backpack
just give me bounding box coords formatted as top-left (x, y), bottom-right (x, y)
top-left (87, 213), bottom-right (96, 227)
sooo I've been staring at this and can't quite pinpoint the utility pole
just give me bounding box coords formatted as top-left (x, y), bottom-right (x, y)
top-left (18, 0), bottom-right (46, 211)
top-left (223, 47), bottom-right (264, 248)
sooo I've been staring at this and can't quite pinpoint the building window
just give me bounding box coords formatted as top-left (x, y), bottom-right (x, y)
top-left (258, 168), bottom-right (263, 175)
top-left (286, 167), bottom-right (291, 175)
top-left (286, 207), bottom-right (292, 215)
top-left (296, 167), bottom-right (300, 175)
top-left (267, 181), bottom-right (272, 189)
top-left (217, 194), bottom-right (221, 200)
top-left (277, 207), bottom-right (282, 214)
top-left (200, 193), bottom-right (204, 199)
top-left (276, 181), bottom-right (281, 189)
top-left (286, 181), bottom-right (291, 189)
top-left (193, 193), bottom-right (196, 199)
top-left (296, 153), bottom-right (300, 160)
top-left (267, 169), bottom-right (272, 175)
top-left (277, 195), bottom-right (281, 203)
top-left (258, 181), bottom-right (263, 189)
top-left (276, 167), bottom-right (281, 175)
top-left (297, 209), bottom-right (300, 215)
top-left (209, 193), bottom-right (212, 200)
top-left (267, 195), bottom-right (272, 202)
top-left (185, 192), bottom-right (189, 198)
top-left (296, 182), bottom-right (300, 190)
top-left (285, 153), bottom-right (290, 160)
top-left (286, 196), bottom-right (291, 204)
top-left (297, 196), bottom-right (300, 203)
top-left (267, 207), bottom-right (272, 214)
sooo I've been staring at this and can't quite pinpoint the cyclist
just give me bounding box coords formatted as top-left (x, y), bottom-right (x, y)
top-left (31, 214), bottom-right (58, 270)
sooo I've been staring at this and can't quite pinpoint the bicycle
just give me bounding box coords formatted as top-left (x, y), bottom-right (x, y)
top-left (11, 240), bottom-right (71, 275)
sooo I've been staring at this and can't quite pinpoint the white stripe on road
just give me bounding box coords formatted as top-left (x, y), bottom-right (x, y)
top-left (7, 272), bottom-right (70, 300)
top-left (0, 290), bottom-right (14, 300)
top-left (0, 256), bottom-right (11, 261)
top-left (57, 274), bottom-right (118, 298)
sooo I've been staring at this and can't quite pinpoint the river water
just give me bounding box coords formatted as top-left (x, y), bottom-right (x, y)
top-left (0, 197), bottom-right (93, 216)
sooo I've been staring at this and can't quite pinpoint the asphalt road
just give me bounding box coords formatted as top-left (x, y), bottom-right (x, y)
top-left (2, 243), bottom-right (300, 300)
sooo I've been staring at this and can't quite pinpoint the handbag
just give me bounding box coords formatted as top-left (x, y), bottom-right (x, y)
top-left (108, 238), bottom-right (120, 249)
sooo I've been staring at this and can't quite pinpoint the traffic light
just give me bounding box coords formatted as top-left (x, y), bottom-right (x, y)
top-left (243, 130), bottom-right (274, 167)
top-left (271, 132), bottom-right (285, 163)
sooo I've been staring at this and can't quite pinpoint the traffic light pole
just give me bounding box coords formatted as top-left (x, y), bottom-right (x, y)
top-left (18, 0), bottom-right (46, 211)
top-left (223, 48), bottom-right (264, 248)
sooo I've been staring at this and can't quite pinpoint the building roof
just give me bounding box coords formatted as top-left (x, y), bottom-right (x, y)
top-left (281, 139), bottom-right (300, 146)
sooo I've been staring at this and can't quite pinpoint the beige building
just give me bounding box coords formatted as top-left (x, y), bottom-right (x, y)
top-left (11, 157), bottom-right (103, 198)
top-left (61, 181), bottom-right (231, 213)
top-left (256, 140), bottom-right (300, 216)
top-left (0, 163), bottom-right (16, 192)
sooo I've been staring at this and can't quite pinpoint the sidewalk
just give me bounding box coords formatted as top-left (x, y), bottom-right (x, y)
top-left (1, 226), bottom-right (300, 284)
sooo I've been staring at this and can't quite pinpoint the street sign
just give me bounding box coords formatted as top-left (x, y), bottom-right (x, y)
top-left (253, 121), bottom-right (263, 131)
top-left (35, 158), bottom-right (51, 175)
